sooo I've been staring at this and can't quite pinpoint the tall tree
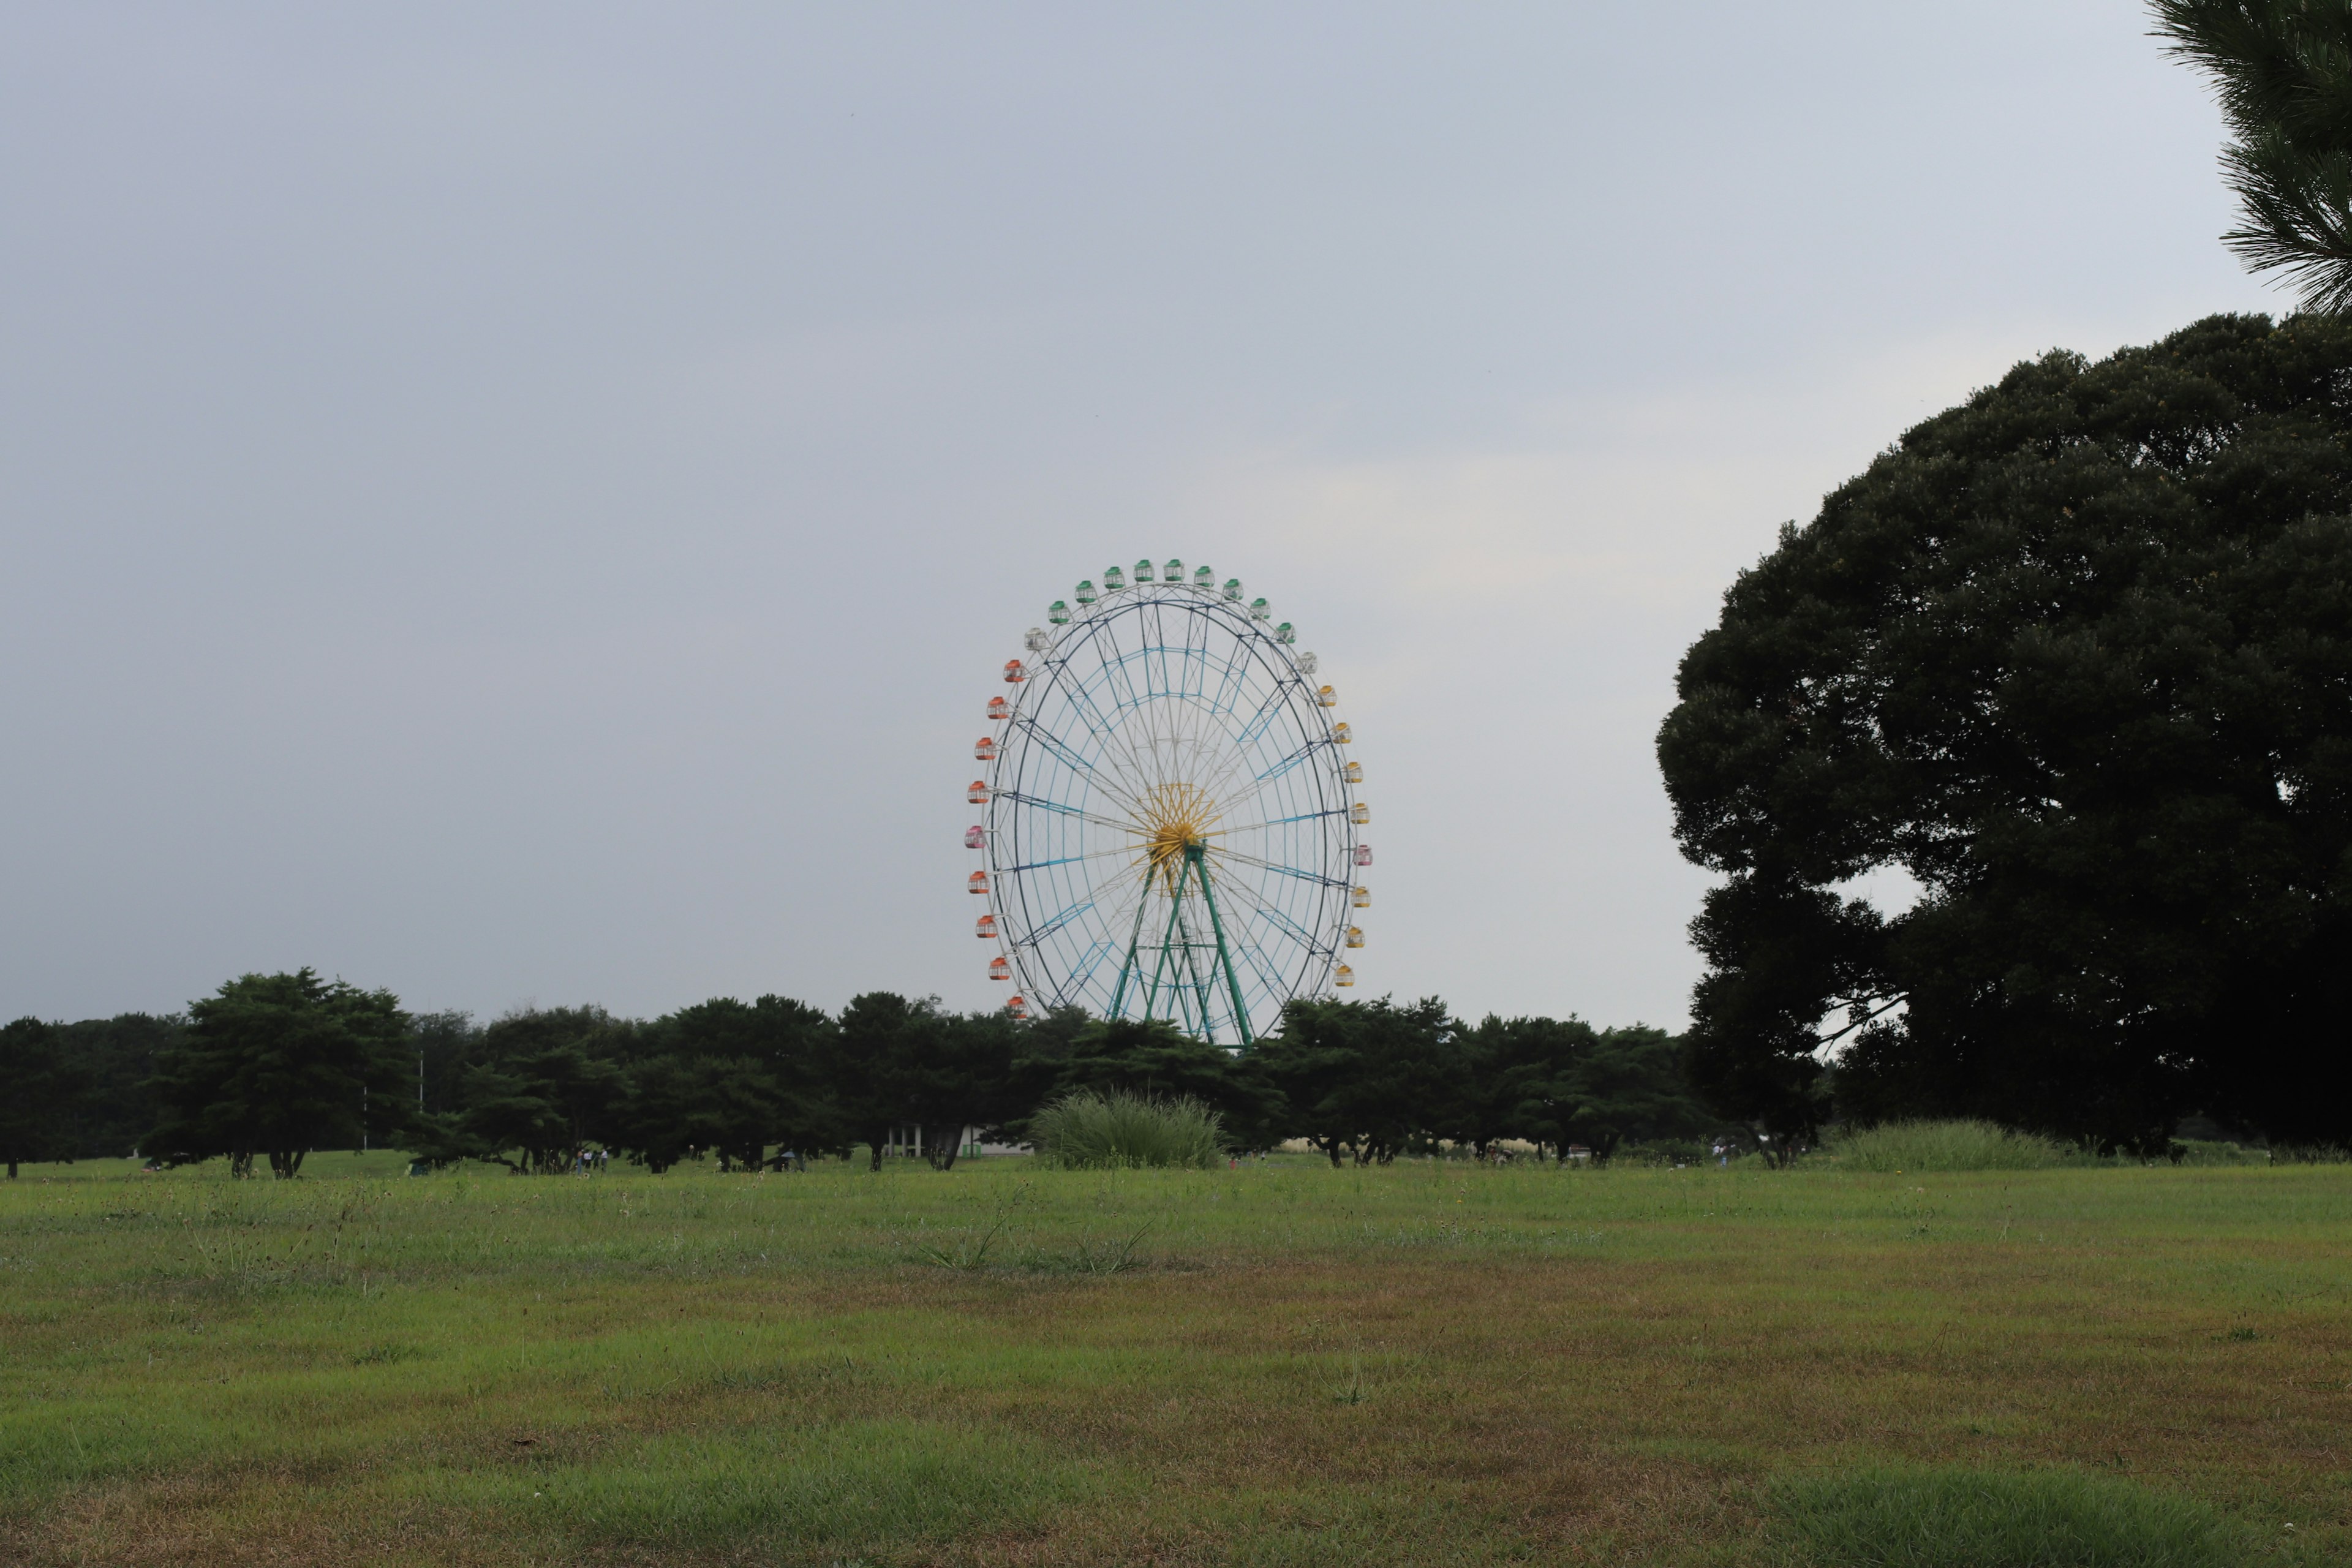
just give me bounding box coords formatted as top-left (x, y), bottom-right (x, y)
top-left (442, 1007), bottom-right (633, 1173)
top-left (411, 1011), bottom-right (485, 1120)
top-left (1657, 315), bottom-right (2352, 1151)
top-left (1449, 1014), bottom-right (1595, 1159)
top-left (146, 970), bottom-right (412, 1177)
top-left (829, 992), bottom-right (941, 1170)
top-left (635, 994), bottom-right (839, 1170)
top-left (1562, 1027), bottom-right (1715, 1163)
top-left (1260, 997), bottom-right (1457, 1165)
top-left (907, 1009), bottom-right (1028, 1169)
top-left (2155, 2), bottom-right (2352, 311)
top-left (54, 1013), bottom-right (178, 1159)
top-left (0, 1018), bottom-right (89, 1178)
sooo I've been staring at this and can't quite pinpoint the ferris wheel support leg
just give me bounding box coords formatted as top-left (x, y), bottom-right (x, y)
top-left (1107, 867), bottom-right (1159, 1020)
top-left (1176, 888), bottom-right (1218, 1047)
top-left (1141, 855), bottom-right (1193, 1024)
top-left (1192, 847), bottom-right (1256, 1047)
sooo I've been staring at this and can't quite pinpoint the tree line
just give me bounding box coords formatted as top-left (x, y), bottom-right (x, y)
top-left (0, 970), bottom-right (1717, 1178)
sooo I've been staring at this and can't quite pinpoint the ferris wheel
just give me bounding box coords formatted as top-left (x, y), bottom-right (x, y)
top-left (964, 559), bottom-right (1368, 1044)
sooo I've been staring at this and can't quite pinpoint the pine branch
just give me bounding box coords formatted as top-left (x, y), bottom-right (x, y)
top-left (2153, 1), bottom-right (2352, 311)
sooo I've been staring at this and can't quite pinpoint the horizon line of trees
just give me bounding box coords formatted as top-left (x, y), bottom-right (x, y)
top-left (1, 970), bottom-right (1724, 1178)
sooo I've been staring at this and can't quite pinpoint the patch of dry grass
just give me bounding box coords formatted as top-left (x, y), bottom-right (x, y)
top-left (1, 1153), bottom-right (2344, 1564)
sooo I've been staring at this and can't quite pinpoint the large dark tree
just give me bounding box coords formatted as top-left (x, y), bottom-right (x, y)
top-left (437, 1006), bottom-right (633, 1174)
top-left (630, 994), bottom-right (840, 1171)
top-left (1259, 997), bottom-right (1457, 1165)
top-left (54, 1012), bottom-right (178, 1158)
top-left (146, 970), bottom-right (412, 1177)
top-left (905, 1009), bottom-right (1030, 1169)
top-left (2156, 2), bottom-right (2352, 312)
top-left (1448, 1014), bottom-right (1593, 1159)
top-left (1562, 1027), bottom-right (1716, 1164)
top-left (0, 1018), bottom-right (89, 1177)
top-left (1659, 315), bottom-right (2352, 1151)
top-left (410, 1011), bottom-right (486, 1121)
top-left (829, 992), bottom-right (942, 1170)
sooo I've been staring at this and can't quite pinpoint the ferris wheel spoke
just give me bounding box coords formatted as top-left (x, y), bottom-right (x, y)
top-left (1194, 872), bottom-right (1294, 1004)
top-left (1206, 845), bottom-right (1351, 889)
top-left (1000, 843), bottom-right (1151, 874)
top-left (1194, 687), bottom-right (1313, 806)
top-left (1014, 679), bottom-right (1153, 819)
top-left (1008, 895), bottom-right (1099, 949)
top-left (1203, 805), bottom-right (1348, 840)
top-left (995, 791), bottom-right (1149, 837)
top-left (1016, 722), bottom-right (1147, 818)
top-left (1078, 639), bottom-right (1172, 801)
top-left (1037, 620), bottom-right (1158, 807)
top-left (1200, 865), bottom-right (1337, 960)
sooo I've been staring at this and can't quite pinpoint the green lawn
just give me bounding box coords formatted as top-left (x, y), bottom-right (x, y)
top-left (1, 1153), bottom-right (2343, 1565)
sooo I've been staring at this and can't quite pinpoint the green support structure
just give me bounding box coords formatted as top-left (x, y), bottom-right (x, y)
top-left (1191, 843), bottom-right (1255, 1047)
top-left (1106, 840), bottom-right (1257, 1047)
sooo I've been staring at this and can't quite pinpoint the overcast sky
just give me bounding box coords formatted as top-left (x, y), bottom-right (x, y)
top-left (0, 3), bottom-right (2274, 1030)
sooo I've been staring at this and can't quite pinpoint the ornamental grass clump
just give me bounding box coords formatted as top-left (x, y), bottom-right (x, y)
top-left (1029, 1090), bottom-right (1224, 1169)
top-left (1831, 1119), bottom-right (2067, 1172)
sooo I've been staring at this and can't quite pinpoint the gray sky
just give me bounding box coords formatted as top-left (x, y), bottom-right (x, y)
top-left (0, 3), bottom-right (2272, 1030)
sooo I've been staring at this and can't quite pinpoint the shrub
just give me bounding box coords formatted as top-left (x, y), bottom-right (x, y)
top-left (1028, 1091), bottom-right (1224, 1170)
top-left (1830, 1119), bottom-right (2066, 1172)
top-left (1616, 1139), bottom-right (1713, 1168)
top-left (2268, 1142), bottom-right (2352, 1164)
top-left (2168, 1139), bottom-right (2264, 1166)
top-left (1770, 1465), bottom-right (2246, 1567)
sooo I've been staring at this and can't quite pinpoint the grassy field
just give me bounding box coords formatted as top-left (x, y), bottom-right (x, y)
top-left (1, 1152), bottom-right (2345, 1566)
